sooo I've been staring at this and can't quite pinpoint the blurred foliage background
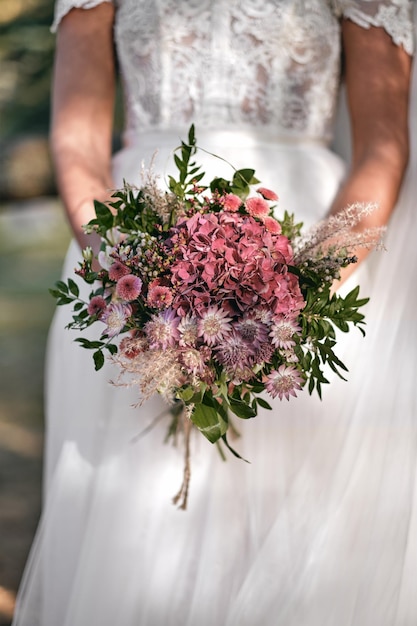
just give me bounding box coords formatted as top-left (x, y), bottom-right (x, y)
top-left (0, 2), bottom-right (69, 623)
top-left (0, 0), bottom-right (56, 200)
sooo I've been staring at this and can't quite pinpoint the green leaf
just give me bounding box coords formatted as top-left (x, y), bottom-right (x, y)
top-left (67, 278), bottom-right (79, 297)
top-left (94, 200), bottom-right (114, 230)
top-left (220, 435), bottom-right (249, 462)
top-left (256, 397), bottom-right (272, 411)
top-left (190, 402), bottom-right (227, 444)
top-left (55, 280), bottom-right (68, 293)
top-left (93, 350), bottom-right (105, 371)
top-left (228, 396), bottom-right (257, 419)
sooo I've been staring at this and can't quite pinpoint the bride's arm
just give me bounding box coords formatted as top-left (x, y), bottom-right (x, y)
top-left (331, 18), bottom-right (412, 284)
top-left (50, 3), bottom-right (116, 253)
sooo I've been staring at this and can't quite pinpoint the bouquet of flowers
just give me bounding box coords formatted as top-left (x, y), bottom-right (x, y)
top-left (51, 126), bottom-right (381, 507)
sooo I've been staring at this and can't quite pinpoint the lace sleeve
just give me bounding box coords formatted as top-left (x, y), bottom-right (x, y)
top-left (51, 0), bottom-right (114, 33)
top-left (334, 0), bottom-right (414, 54)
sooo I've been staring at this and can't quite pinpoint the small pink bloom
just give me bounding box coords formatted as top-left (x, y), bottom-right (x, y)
top-left (263, 216), bottom-right (282, 234)
top-left (144, 309), bottom-right (180, 350)
top-left (108, 260), bottom-right (130, 282)
top-left (269, 318), bottom-right (302, 349)
top-left (116, 274), bottom-right (142, 301)
top-left (198, 306), bottom-right (232, 346)
top-left (257, 187), bottom-right (279, 201)
top-left (101, 302), bottom-right (132, 338)
top-left (119, 336), bottom-right (147, 359)
top-left (87, 295), bottom-right (106, 317)
top-left (265, 365), bottom-right (304, 400)
top-left (245, 197), bottom-right (270, 219)
top-left (178, 314), bottom-right (199, 347)
top-left (222, 194), bottom-right (242, 212)
top-left (147, 285), bottom-right (173, 309)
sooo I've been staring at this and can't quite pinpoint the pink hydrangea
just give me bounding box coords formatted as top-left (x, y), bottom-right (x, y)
top-left (245, 197), bottom-right (270, 219)
top-left (87, 295), bottom-right (106, 317)
top-left (169, 210), bottom-right (305, 318)
top-left (116, 274), bottom-right (142, 301)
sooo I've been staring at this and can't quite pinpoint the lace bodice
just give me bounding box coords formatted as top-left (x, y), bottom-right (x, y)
top-left (52, 0), bottom-right (414, 146)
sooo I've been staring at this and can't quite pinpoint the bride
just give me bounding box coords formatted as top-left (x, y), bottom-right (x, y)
top-left (13, 2), bottom-right (416, 625)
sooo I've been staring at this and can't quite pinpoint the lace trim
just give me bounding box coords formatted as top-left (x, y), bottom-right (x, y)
top-left (335, 1), bottom-right (414, 55)
top-left (51, 0), bottom-right (114, 33)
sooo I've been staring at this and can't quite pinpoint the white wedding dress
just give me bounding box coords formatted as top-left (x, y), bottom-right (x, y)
top-left (12, 2), bottom-right (417, 625)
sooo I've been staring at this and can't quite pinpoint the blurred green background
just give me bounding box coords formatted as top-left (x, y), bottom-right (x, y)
top-left (0, 1), bottom-right (70, 623)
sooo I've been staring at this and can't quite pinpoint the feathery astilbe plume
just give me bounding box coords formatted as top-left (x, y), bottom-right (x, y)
top-left (140, 159), bottom-right (184, 224)
top-left (112, 347), bottom-right (186, 404)
top-left (293, 202), bottom-right (385, 265)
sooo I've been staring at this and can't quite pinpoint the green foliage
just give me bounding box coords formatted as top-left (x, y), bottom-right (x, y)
top-left (0, 1), bottom-right (55, 138)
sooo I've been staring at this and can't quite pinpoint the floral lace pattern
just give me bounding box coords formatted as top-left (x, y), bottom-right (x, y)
top-left (52, 0), bottom-right (414, 145)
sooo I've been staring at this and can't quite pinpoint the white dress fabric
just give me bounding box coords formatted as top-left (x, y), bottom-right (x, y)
top-left (13, 2), bottom-right (417, 625)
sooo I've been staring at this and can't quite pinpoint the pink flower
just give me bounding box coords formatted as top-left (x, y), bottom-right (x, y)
top-left (178, 314), bottom-right (199, 347)
top-left (265, 365), bottom-right (304, 400)
top-left (119, 336), bottom-right (147, 359)
top-left (147, 285), bottom-right (174, 309)
top-left (222, 193), bottom-right (242, 212)
top-left (214, 331), bottom-right (254, 382)
top-left (198, 306), bottom-right (232, 346)
top-left (269, 318), bottom-right (302, 349)
top-left (144, 309), bottom-right (180, 350)
top-left (109, 260), bottom-right (130, 281)
top-left (245, 197), bottom-right (270, 219)
top-left (179, 346), bottom-right (213, 380)
top-left (87, 295), bottom-right (106, 317)
top-left (263, 216), bottom-right (282, 234)
top-left (257, 187), bottom-right (279, 201)
top-left (101, 302), bottom-right (132, 338)
top-left (116, 274), bottom-right (142, 301)
top-left (235, 315), bottom-right (269, 347)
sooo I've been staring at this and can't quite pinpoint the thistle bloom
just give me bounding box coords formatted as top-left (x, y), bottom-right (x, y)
top-left (116, 274), bottom-right (143, 301)
top-left (144, 309), bottom-right (180, 350)
top-left (101, 302), bottom-right (132, 338)
top-left (87, 295), bottom-right (107, 317)
top-left (198, 306), bottom-right (232, 346)
top-left (214, 331), bottom-right (254, 381)
top-left (178, 314), bottom-right (199, 347)
top-left (269, 318), bottom-right (302, 349)
top-left (265, 365), bottom-right (304, 400)
top-left (235, 316), bottom-right (268, 347)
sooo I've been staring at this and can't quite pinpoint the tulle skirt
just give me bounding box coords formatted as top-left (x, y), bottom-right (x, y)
top-left (12, 126), bottom-right (417, 626)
